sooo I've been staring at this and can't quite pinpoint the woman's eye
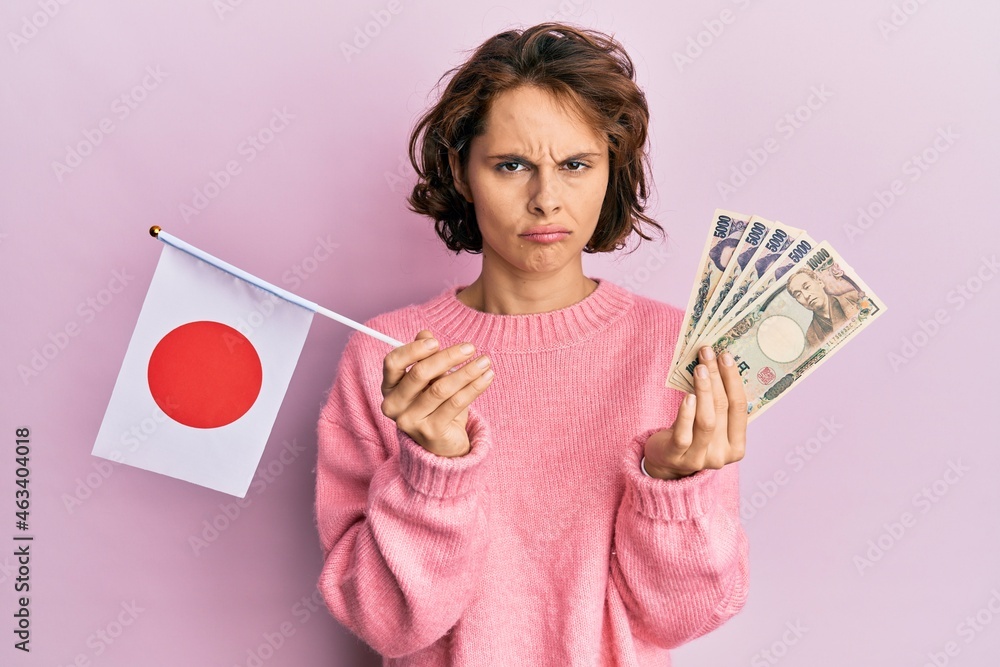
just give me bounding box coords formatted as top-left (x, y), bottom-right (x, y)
top-left (496, 161), bottom-right (589, 173)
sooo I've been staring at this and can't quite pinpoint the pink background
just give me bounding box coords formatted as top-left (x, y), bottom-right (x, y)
top-left (3, 0), bottom-right (999, 665)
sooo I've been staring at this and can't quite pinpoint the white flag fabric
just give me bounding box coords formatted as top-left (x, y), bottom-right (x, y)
top-left (92, 242), bottom-right (314, 497)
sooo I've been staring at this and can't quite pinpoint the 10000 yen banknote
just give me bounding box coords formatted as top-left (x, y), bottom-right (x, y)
top-left (676, 241), bottom-right (886, 421)
top-left (666, 212), bottom-right (888, 420)
top-left (672, 231), bottom-right (817, 391)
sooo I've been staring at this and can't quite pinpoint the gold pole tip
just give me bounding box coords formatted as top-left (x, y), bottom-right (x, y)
top-left (149, 225), bottom-right (161, 238)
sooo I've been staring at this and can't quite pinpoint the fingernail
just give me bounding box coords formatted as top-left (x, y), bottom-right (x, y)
top-left (685, 393), bottom-right (696, 407)
top-left (721, 353), bottom-right (734, 367)
top-left (475, 356), bottom-right (490, 369)
top-left (696, 365), bottom-right (708, 379)
top-left (701, 347), bottom-right (715, 361)
top-left (460, 343), bottom-right (475, 355)
top-left (424, 338), bottom-right (439, 349)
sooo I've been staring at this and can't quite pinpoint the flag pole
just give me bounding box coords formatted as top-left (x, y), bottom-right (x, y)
top-left (149, 226), bottom-right (406, 349)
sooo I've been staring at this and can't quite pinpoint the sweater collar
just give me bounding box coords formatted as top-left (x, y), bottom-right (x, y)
top-left (420, 277), bottom-right (634, 352)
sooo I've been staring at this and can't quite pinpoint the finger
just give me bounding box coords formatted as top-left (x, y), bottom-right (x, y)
top-left (413, 329), bottom-right (435, 346)
top-left (667, 393), bottom-right (697, 461)
top-left (411, 355), bottom-right (495, 427)
top-left (412, 330), bottom-right (450, 373)
top-left (718, 351), bottom-right (749, 453)
top-left (382, 330), bottom-right (439, 397)
top-left (409, 329), bottom-right (437, 359)
top-left (390, 342), bottom-right (479, 412)
top-left (691, 358), bottom-right (716, 453)
top-left (700, 346), bottom-right (730, 419)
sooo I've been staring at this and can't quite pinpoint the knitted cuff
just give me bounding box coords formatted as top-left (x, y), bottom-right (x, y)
top-left (396, 407), bottom-right (491, 499)
top-left (625, 428), bottom-right (722, 521)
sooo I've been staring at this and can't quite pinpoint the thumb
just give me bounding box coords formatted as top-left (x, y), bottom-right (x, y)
top-left (413, 329), bottom-right (435, 342)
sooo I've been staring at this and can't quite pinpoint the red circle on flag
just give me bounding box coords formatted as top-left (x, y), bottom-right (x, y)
top-left (147, 321), bottom-right (263, 429)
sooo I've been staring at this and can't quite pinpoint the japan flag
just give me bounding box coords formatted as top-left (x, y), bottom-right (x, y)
top-left (92, 241), bottom-right (314, 497)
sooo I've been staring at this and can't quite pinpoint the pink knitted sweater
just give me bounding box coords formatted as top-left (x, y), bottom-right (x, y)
top-left (314, 276), bottom-right (750, 666)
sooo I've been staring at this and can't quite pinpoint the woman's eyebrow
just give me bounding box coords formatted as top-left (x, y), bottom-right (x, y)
top-left (485, 151), bottom-right (603, 163)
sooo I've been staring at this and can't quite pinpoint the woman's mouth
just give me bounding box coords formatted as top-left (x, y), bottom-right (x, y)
top-left (520, 231), bottom-right (570, 243)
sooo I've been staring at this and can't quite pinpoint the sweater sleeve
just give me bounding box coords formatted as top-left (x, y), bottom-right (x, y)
top-left (313, 332), bottom-right (494, 658)
top-left (609, 426), bottom-right (750, 650)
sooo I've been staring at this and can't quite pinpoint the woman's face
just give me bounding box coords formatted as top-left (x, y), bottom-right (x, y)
top-left (449, 85), bottom-right (610, 278)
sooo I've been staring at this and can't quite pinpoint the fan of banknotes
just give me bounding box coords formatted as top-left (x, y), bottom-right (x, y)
top-left (667, 209), bottom-right (887, 422)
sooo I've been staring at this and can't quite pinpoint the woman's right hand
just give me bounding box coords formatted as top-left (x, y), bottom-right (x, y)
top-left (380, 329), bottom-right (494, 458)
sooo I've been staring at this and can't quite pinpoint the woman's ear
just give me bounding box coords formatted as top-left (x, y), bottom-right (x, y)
top-left (448, 150), bottom-right (473, 203)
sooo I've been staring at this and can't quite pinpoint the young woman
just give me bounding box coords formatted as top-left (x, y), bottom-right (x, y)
top-left (314, 22), bottom-right (750, 666)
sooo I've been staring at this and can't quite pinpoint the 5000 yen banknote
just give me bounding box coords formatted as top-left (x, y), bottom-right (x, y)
top-left (672, 220), bottom-right (803, 390)
top-left (678, 241), bottom-right (886, 422)
top-left (667, 209), bottom-right (750, 387)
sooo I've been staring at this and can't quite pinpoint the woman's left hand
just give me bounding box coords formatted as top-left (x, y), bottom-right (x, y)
top-left (642, 346), bottom-right (749, 480)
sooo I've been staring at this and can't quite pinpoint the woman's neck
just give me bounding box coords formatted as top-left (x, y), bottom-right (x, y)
top-left (456, 275), bottom-right (599, 315)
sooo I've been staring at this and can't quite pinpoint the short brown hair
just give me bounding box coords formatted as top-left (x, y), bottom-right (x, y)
top-left (406, 22), bottom-right (664, 255)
